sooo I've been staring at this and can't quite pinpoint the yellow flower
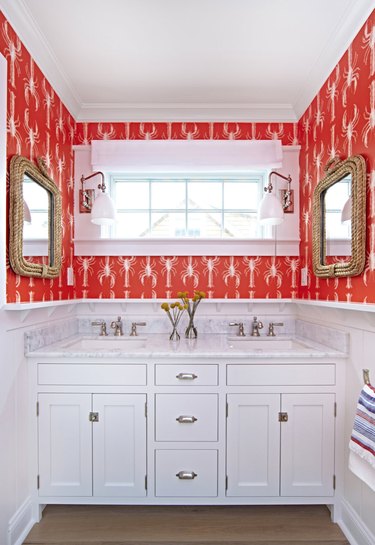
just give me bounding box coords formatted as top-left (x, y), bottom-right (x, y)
top-left (161, 302), bottom-right (170, 311)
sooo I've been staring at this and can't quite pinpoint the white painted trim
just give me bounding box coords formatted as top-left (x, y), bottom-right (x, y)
top-left (326, 239), bottom-right (351, 257)
top-left (77, 103), bottom-right (298, 123)
top-left (7, 496), bottom-right (35, 545)
top-left (73, 237), bottom-right (300, 257)
top-left (0, 53), bottom-right (7, 308)
top-left (0, 0), bottom-right (80, 118)
top-left (339, 499), bottom-right (375, 545)
top-left (23, 239), bottom-right (48, 257)
top-left (5, 298), bottom-right (375, 312)
top-left (294, 0), bottom-right (374, 118)
top-left (295, 299), bottom-right (375, 313)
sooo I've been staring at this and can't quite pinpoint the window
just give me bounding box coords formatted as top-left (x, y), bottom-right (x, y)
top-left (108, 173), bottom-right (267, 239)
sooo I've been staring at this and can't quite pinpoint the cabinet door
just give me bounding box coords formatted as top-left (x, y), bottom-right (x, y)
top-left (38, 393), bottom-right (92, 496)
top-left (226, 394), bottom-right (280, 496)
top-left (93, 394), bottom-right (147, 497)
top-left (280, 393), bottom-right (335, 497)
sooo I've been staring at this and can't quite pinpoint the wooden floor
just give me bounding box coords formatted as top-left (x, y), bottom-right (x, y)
top-left (23, 505), bottom-right (350, 545)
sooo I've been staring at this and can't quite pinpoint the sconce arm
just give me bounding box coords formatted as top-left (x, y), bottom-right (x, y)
top-left (80, 171), bottom-right (106, 193)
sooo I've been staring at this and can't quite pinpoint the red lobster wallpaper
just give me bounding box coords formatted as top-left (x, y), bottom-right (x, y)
top-left (3, 8), bottom-right (375, 302)
top-left (1, 13), bottom-right (75, 303)
top-left (299, 9), bottom-right (375, 303)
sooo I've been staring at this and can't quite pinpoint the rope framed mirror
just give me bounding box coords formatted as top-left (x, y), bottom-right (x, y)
top-left (9, 155), bottom-right (62, 279)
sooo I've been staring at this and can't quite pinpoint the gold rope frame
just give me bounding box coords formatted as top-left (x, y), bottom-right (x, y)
top-left (9, 155), bottom-right (62, 279)
top-left (312, 155), bottom-right (366, 278)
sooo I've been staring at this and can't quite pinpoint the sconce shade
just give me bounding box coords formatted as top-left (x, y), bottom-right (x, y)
top-left (258, 192), bottom-right (284, 225)
top-left (91, 192), bottom-right (116, 225)
top-left (341, 196), bottom-right (351, 223)
top-left (23, 199), bottom-right (31, 224)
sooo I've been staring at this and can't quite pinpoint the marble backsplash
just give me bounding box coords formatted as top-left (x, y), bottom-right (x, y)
top-left (25, 311), bottom-right (348, 354)
top-left (296, 319), bottom-right (349, 353)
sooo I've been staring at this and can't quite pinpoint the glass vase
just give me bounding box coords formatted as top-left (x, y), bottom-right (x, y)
top-left (185, 312), bottom-right (198, 339)
top-left (169, 327), bottom-right (180, 341)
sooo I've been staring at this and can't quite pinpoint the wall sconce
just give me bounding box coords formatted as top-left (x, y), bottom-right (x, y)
top-left (23, 199), bottom-right (31, 224)
top-left (341, 196), bottom-right (351, 223)
top-left (258, 171), bottom-right (294, 226)
top-left (80, 171), bottom-right (115, 225)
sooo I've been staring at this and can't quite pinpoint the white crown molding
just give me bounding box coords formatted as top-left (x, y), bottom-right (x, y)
top-left (293, 0), bottom-right (375, 118)
top-left (76, 103), bottom-right (298, 123)
top-left (0, 0), bottom-right (81, 118)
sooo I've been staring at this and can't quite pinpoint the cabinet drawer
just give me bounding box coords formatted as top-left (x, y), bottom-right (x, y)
top-left (155, 364), bottom-right (218, 386)
top-left (38, 363), bottom-right (146, 386)
top-left (227, 364), bottom-right (335, 386)
top-left (155, 450), bottom-right (218, 497)
top-left (155, 394), bottom-right (218, 442)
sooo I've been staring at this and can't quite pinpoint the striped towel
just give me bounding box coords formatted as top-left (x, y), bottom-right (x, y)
top-left (349, 383), bottom-right (375, 469)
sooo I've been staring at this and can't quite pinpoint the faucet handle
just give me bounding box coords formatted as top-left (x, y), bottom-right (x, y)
top-left (229, 322), bottom-right (246, 337)
top-left (267, 322), bottom-right (284, 337)
top-left (91, 320), bottom-right (108, 336)
top-left (130, 322), bottom-right (147, 336)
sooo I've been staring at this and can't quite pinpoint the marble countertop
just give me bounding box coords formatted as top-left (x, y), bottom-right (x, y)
top-left (26, 333), bottom-right (347, 360)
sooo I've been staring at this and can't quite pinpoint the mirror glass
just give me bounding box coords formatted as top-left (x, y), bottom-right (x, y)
top-left (324, 174), bottom-right (352, 258)
top-left (23, 174), bottom-right (49, 256)
top-left (312, 155), bottom-right (366, 278)
top-left (9, 155), bottom-right (62, 279)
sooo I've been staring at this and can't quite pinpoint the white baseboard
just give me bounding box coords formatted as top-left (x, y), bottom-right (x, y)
top-left (339, 499), bottom-right (375, 545)
top-left (7, 496), bottom-right (35, 545)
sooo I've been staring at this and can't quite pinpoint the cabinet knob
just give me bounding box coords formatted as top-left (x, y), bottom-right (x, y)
top-left (278, 412), bottom-right (288, 422)
top-left (176, 471), bottom-right (198, 480)
top-left (176, 415), bottom-right (198, 424)
top-left (176, 372), bottom-right (197, 380)
top-left (89, 412), bottom-right (99, 422)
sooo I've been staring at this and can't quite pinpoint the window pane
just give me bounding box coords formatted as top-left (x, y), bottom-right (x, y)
top-left (115, 212), bottom-right (150, 237)
top-left (150, 212), bottom-right (185, 237)
top-left (188, 181), bottom-right (222, 210)
top-left (24, 212), bottom-right (49, 239)
top-left (116, 182), bottom-right (149, 209)
top-left (187, 212), bottom-right (222, 237)
top-left (223, 212), bottom-right (258, 238)
top-left (151, 181), bottom-right (185, 209)
top-left (325, 212), bottom-right (351, 239)
top-left (224, 181), bottom-right (259, 210)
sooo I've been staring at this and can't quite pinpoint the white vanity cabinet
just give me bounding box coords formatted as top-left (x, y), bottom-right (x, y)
top-left (30, 351), bottom-right (342, 510)
top-left (36, 363), bottom-right (147, 499)
top-left (226, 393), bottom-right (335, 498)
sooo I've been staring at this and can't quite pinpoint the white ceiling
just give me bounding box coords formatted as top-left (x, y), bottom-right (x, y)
top-left (1, 0), bottom-right (374, 121)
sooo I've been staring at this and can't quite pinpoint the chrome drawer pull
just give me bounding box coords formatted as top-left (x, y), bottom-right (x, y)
top-left (176, 471), bottom-right (198, 480)
top-left (176, 415), bottom-right (198, 424)
top-left (176, 372), bottom-right (197, 380)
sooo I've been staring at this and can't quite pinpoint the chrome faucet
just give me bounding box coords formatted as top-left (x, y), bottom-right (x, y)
top-left (251, 316), bottom-right (264, 337)
top-left (91, 320), bottom-right (108, 336)
top-left (130, 322), bottom-right (146, 336)
top-left (267, 322), bottom-right (284, 337)
top-left (229, 322), bottom-right (246, 336)
top-left (110, 316), bottom-right (123, 336)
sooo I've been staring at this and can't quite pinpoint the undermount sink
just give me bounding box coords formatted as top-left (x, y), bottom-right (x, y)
top-left (62, 337), bottom-right (148, 351)
top-left (227, 337), bottom-right (308, 351)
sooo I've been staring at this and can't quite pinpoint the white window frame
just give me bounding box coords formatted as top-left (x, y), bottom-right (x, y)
top-left (105, 171), bottom-right (270, 241)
